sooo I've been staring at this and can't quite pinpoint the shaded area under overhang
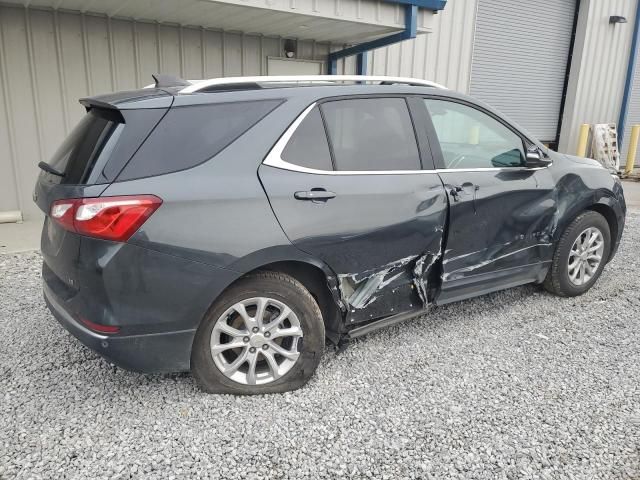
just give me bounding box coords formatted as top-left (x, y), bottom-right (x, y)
top-left (2, 0), bottom-right (436, 44)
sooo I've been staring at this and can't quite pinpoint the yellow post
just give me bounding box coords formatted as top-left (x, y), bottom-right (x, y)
top-left (576, 124), bottom-right (590, 157)
top-left (624, 125), bottom-right (640, 176)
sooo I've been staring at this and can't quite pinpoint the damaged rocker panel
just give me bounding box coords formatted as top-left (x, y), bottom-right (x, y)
top-left (337, 248), bottom-right (442, 325)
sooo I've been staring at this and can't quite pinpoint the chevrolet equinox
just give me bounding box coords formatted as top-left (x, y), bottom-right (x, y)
top-left (34, 74), bottom-right (626, 394)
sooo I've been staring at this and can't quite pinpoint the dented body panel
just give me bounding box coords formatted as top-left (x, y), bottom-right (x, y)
top-left (436, 167), bottom-right (556, 303)
top-left (258, 165), bottom-right (447, 324)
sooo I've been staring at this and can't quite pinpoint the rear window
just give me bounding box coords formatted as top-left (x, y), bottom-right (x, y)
top-left (321, 98), bottom-right (421, 171)
top-left (47, 108), bottom-right (121, 184)
top-left (117, 99), bottom-right (282, 181)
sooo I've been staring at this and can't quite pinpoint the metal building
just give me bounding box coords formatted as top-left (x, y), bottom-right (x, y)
top-left (0, 0), bottom-right (639, 222)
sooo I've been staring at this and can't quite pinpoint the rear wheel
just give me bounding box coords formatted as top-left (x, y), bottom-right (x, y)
top-left (544, 211), bottom-right (611, 297)
top-left (192, 272), bottom-right (325, 394)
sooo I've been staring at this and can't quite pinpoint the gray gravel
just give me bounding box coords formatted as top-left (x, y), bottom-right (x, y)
top-left (2, 213), bottom-right (639, 480)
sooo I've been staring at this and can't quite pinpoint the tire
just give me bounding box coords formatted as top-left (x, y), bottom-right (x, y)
top-left (543, 211), bottom-right (611, 297)
top-left (191, 271), bottom-right (325, 394)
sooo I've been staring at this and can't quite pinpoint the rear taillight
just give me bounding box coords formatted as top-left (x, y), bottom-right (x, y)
top-left (50, 195), bottom-right (162, 242)
top-left (78, 316), bottom-right (121, 334)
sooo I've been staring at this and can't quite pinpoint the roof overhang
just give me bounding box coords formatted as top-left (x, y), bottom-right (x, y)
top-left (3, 0), bottom-right (437, 44)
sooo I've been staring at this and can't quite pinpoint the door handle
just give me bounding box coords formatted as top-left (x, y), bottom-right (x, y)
top-left (448, 185), bottom-right (463, 201)
top-left (294, 189), bottom-right (337, 201)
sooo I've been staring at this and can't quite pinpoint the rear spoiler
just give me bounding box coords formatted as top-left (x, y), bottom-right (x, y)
top-left (79, 88), bottom-right (174, 112)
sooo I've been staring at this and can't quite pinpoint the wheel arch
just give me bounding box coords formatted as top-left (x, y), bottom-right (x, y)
top-left (205, 248), bottom-right (346, 344)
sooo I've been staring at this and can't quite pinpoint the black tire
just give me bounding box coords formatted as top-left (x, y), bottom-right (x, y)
top-left (543, 211), bottom-right (611, 297)
top-left (191, 271), bottom-right (325, 394)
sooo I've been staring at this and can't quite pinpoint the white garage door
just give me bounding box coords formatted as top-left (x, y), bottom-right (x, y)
top-left (470, 0), bottom-right (577, 143)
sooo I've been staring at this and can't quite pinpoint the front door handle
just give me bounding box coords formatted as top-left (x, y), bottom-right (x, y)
top-left (294, 189), bottom-right (336, 202)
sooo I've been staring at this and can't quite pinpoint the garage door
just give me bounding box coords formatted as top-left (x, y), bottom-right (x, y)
top-left (470, 0), bottom-right (577, 144)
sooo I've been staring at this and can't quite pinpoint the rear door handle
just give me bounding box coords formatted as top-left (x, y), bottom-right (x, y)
top-left (448, 185), bottom-right (464, 201)
top-left (294, 189), bottom-right (336, 201)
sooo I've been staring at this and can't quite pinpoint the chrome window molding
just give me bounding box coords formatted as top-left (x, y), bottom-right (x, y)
top-left (262, 103), bottom-right (552, 176)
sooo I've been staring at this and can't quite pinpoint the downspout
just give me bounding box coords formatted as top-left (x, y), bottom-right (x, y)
top-left (618, 0), bottom-right (640, 146)
top-left (328, 4), bottom-right (419, 75)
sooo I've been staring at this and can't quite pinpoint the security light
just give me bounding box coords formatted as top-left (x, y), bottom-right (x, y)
top-left (609, 16), bottom-right (627, 24)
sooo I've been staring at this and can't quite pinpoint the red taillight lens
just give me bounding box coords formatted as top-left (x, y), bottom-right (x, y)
top-left (78, 317), bottom-right (120, 334)
top-left (50, 195), bottom-right (162, 242)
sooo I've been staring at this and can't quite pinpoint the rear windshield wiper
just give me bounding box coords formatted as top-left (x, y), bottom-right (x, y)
top-left (38, 161), bottom-right (65, 177)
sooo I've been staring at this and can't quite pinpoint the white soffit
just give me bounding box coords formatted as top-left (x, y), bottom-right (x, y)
top-left (4, 0), bottom-right (434, 43)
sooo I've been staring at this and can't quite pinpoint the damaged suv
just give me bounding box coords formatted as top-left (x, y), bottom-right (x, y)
top-left (35, 75), bottom-right (626, 394)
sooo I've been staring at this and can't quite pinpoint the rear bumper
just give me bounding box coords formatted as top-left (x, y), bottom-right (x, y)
top-left (44, 281), bottom-right (195, 373)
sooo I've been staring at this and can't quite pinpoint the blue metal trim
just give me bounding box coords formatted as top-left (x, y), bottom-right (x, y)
top-left (618, 0), bottom-right (640, 146)
top-left (356, 52), bottom-right (367, 75)
top-left (383, 0), bottom-right (446, 12)
top-left (327, 5), bottom-right (418, 72)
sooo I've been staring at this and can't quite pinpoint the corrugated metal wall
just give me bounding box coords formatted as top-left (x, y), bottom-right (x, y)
top-left (558, 0), bottom-right (638, 155)
top-left (0, 2), bottom-right (478, 220)
top-left (0, 4), bottom-right (358, 220)
top-left (368, 0), bottom-right (478, 93)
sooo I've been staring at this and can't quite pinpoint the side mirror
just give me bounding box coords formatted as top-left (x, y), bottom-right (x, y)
top-left (525, 148), bottom-right (552, 168)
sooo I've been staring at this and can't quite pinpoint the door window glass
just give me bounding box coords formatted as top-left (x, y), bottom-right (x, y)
top-left (281, 107), bottom-right (333, 171)
top-left (424, 99), bottom-right (525, 169)
top-left (321, 98), bottom-right (421, 171)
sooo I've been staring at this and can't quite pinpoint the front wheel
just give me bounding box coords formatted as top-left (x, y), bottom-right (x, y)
top-left (544, 211), bottom-right (611, 297)
top-left (191, 271), bottom-right (325, 394)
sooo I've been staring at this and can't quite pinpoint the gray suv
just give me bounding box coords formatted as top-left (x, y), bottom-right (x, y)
top-left (35, 75), bottom-right (626, 394)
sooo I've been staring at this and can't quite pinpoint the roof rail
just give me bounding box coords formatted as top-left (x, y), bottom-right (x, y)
top-left (177, 75), bottom-right (447, 93)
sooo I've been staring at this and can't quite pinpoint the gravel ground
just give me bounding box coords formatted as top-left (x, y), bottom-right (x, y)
top-left (1, 213), bottom-right (639, 480)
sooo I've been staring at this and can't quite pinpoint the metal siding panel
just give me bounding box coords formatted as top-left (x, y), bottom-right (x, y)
top-left (28, 9), bottom-right (67, 163)
top-left (0, 22), bottom-right (20, 213)
top-left (85, 15), bottom-right (113, 95)
top-left (559, 0), bottom-right (637, 155)
top-left (368, 0), bottom-right (477, 92)
top-left (242, 34), bottom-right (262, 76)
top-left (135, 22), bottom-right (161, 87)
top-left (0, 6), bottom-right (42, 219)
top-left (203, 30), bottom-right (224, 78)
top-left (181, 26), bottom-right (204, 79)
top-left (470, 0), bottom-right (576, 142)
top-left (223, 32), bottom-right (243, 76)
top-left (159, 24), bottom-right (182, 77)
top-left (0, 4), bottom-right (357, 218)
top-left (111, 19), bottom-right (137, 91)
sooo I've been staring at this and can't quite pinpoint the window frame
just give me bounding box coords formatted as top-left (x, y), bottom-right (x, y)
top-left (263, 94), bottom-right (436, 175)
top-left (419, 94), bottom-right (546, 172)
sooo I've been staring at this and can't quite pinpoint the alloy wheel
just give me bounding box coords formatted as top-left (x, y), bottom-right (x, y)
top-left (210, 297), bottom-right (303, 385)
top-left (567, 226), bottom-right (605, 286)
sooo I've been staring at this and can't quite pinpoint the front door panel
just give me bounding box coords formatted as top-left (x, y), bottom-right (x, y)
top-left (259, 165), bottom-right (447, 323)
top-left (437, 168), bottom-right (556, 303)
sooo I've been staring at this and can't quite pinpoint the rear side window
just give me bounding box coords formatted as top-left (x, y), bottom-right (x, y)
top-left (281, 107), bottom-right (333, 171)
top-left (118, 100), bottom-right (282, 181)
top-left (320, 98), bottom-right (421, 171)
top-left (46, 108), bottom-right (121, 184)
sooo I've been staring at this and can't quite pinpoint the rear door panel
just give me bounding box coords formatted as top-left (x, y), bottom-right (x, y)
top-left (259, 165), bottom-right (447, 322)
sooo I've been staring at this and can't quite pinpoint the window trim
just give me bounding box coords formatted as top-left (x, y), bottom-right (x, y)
top-left (419, 95), bottom-right (551, 172)
top-left (263, 97), bottom-right (433, 175)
